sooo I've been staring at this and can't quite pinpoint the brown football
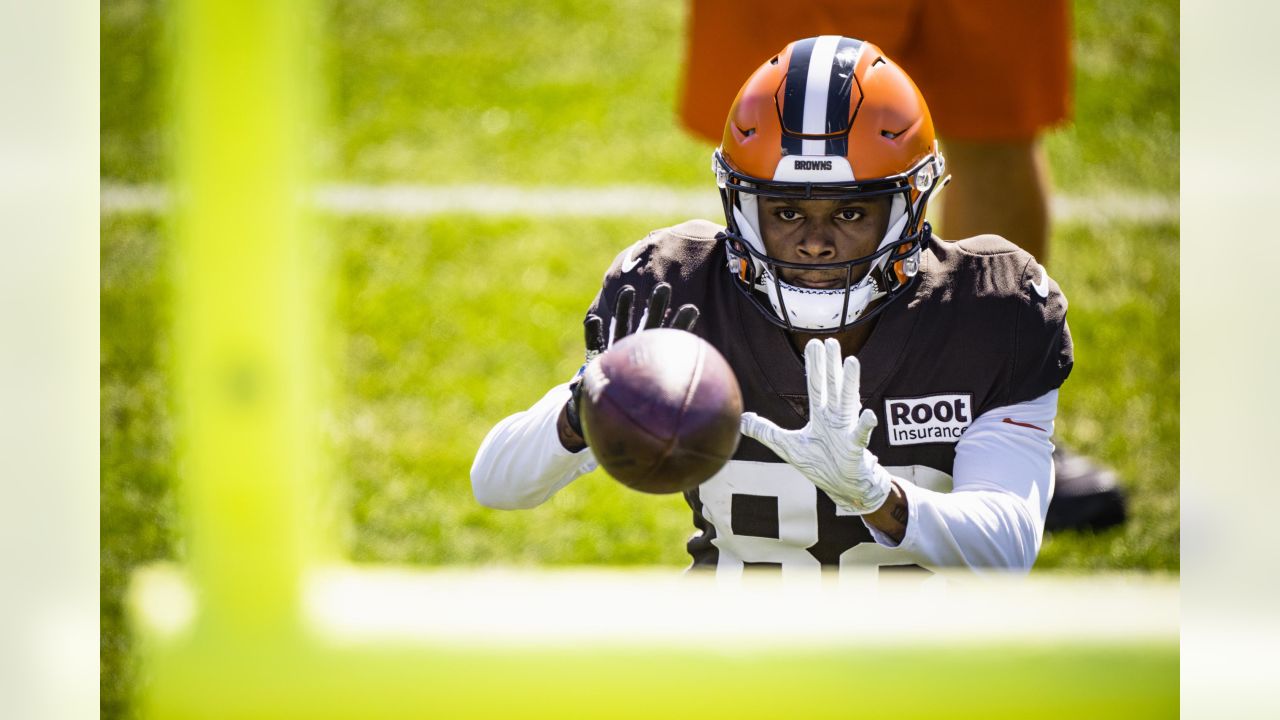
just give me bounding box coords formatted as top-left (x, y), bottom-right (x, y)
top-left (579, 328), bottom-right (743, 494)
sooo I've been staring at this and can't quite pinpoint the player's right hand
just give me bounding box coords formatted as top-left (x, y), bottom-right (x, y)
top-left (564, 283), bottom-right (699, 439)
top-left (739, 338), bottom-right (893, 515)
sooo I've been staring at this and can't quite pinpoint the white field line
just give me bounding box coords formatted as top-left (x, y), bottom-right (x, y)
top-left (100, 182), bottom-right (1179, 224)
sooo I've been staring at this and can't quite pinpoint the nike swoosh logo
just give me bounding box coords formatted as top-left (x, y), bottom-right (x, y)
top-left (621, 247), bottom-right (643, 273)
top-left (1002, 418), bottom-right (1046, 432)
top-left (1029, 268), bottom-right (1049, 298)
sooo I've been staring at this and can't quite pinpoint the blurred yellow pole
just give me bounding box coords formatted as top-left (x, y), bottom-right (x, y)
top-left (171, 0), bottom-right (319, 633)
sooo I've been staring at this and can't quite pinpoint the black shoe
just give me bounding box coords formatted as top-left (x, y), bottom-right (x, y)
top-left (1045, 445), bottom-right (1127, 532)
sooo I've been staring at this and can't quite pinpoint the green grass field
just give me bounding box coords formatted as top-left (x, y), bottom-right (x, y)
top-left (102, 1), bottom-right (1178, 717)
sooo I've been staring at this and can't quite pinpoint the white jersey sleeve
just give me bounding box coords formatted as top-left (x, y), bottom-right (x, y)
top-left (863, 389), bottom-right (1058, 572)
top-left (470, 382), bottom-right (599, 510)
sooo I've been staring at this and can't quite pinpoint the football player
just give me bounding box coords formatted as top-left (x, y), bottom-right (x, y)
top-left (472, 37), bottom-right (1071, 577)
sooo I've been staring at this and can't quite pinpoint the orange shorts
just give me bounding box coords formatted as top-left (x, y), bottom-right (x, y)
top-left (679, 0), bottom-right (1072, 143)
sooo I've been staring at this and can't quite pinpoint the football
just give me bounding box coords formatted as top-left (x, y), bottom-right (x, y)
top-left (580, 328), bottom-right (743, 494)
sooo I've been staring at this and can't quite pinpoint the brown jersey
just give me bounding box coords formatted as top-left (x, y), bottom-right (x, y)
top-left (584, 220), bottom-right (1072, 573)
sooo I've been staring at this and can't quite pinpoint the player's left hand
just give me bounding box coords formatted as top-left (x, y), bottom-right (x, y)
top-left (740, 338), bottom-right (892, 515)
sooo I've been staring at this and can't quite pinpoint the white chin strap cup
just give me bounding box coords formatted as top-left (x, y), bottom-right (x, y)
top-left (762, 271), bottom-right (881, 330)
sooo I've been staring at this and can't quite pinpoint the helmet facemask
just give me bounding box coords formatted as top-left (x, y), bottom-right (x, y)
top-left (715, 147), bottom-right (944, 333)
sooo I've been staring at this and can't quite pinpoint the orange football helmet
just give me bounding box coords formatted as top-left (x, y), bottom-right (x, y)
top-left (714, 36), bottom-right (946, 331)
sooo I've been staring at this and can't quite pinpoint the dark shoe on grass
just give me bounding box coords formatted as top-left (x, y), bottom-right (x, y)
top-left (1046, 445), bottom-right (1128, 532)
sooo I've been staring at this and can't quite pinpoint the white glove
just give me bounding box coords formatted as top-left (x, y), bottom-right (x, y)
top-left (740, 338), bottom-right (893, 515)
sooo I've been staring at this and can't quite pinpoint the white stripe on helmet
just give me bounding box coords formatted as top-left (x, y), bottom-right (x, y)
top-left (801, 35), bottom-right (842, 155)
